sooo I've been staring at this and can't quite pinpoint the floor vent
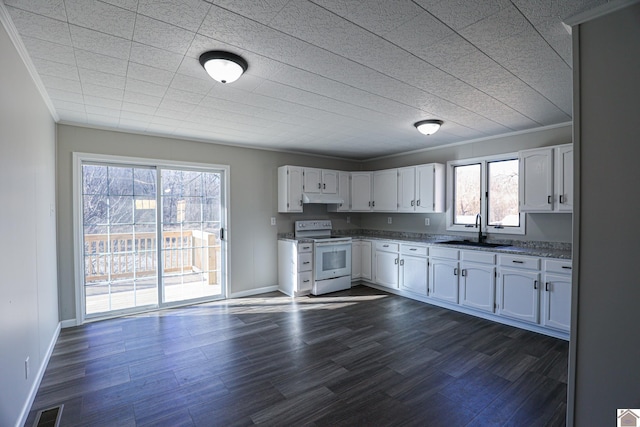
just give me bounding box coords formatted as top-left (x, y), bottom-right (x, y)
top-left (33, 404), bottom-right (63, 427)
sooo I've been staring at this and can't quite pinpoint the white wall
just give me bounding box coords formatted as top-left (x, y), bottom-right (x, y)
top-left (0, 17), bottom-right (58, 427)
top-left (569, 3), bottom-right (640, 425)
top-left (361, 124), bottom-right (573, 242)
top-left (56, 125), bottom-right (360, 322)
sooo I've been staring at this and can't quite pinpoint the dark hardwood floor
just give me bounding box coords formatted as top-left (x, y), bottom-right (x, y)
top-left (25, 285), bottom-right (569, 426)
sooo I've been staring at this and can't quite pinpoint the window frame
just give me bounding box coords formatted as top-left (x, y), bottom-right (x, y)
top-left (446, 153), bottom-right (526, 235)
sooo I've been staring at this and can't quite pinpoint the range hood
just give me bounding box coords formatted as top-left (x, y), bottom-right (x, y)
top-left (302, 193), bottom-right (345, 204)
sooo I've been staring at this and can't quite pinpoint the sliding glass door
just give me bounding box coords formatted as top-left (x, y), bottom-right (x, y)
top-left (79, 157), bottom-right (227, 321)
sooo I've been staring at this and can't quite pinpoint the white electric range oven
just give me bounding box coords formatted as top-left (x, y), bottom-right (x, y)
top-left (294, 220), bottom-right (352, 295)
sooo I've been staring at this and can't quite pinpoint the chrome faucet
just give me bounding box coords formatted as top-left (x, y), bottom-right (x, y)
top-left (475, 213), bottom-right (486, 243)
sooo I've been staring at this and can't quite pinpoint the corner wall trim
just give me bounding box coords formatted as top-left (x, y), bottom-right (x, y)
top-left (60, 319), bottom-right (77, 329)
top-left (229, 286), bottom-right (279, 299)
top-left (17, 322), bottom-right (61, 427)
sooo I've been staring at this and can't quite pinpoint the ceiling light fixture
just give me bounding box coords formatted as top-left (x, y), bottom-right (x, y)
top-left (414, 119), bottom-right (443, 135)
top-left (199, 51), bottom-right (248, 84)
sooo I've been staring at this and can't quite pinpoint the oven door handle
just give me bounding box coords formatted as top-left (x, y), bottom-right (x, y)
top-left (314, 240), bottom-right (352, 247)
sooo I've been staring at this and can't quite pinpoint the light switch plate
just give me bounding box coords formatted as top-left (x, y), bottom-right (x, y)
top-left (387, 217), bottom-right (392, 224)
top-left (270, 217), bottom-right (276, 226)
top-left (424, 218), bottom-right (430, 226)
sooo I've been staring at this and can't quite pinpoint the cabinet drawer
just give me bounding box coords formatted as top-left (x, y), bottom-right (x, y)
top-left (298, 242), bottom-right (313, 253)
top-left (401, 244), bottom-right (427, 257)
top-left (376, 241), bottom-right (399, 252)
top-left (545, 259), bottom-right (572, 274)
top-left (298, 252), bottom-right (313, 272)
top-left (499, 254), bottom-right (540, 270)
top-left (461, 250), bottom-right (496, 264)
top-left (429, 247), bottom-right (459, 260)
top-left (298, 271), bottom-right (312, 291)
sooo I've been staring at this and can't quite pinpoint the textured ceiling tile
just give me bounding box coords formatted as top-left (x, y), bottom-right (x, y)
top-left (119, 111), bottom-right (153, 122)
top-left (40, 75), bottom-right (82, 93)
top-left (82, 83), bottom-right (124, 101)
top-left (123, 90), bottom-right (162, 107)
top-left (420, 0), bottom-right (511, 30)
top-left (418, 33), bottom-right (479, 67)
top-left (164, 88), bottom-right (205, 105)
top-left (47, 89), bottom-right (84, 103)
top-left (69, 25), bottom-right (131, 60)
top-left (118, 119), bottom-right (151, 131)
top-left (158, 98), bottom-right (197, 114)
top-left (21, 36), bottom-right (76, 65)
top-left (175, 57), bottom-right (212, 80)
top-left (384, 11), bottom-right (453, 53)
top-left (57, 109), bottom-right (88, 122)
top-left (459, 4), bottom-right (530, 49)
top-left (512, 0), bottom-right (606, 25)
top-left (100, 0), bottom-right (139, 12)
top-left (126, 62), bottom-right (175, 86)
top-left (65, 0), bottom-right (136, 39)
top-left (31, 57), bottom-right (79, 80)
top-left (79, 68), bottom-right (126, 89)
top-left (86, 105), bottom-right (120, 117)
top-left (170, 73), bottom-right (214, 94)
top-left (75, 50), bottom-right (129, 76)
top-left (133, 15), bottom-right (195, 55)
top-left (121, 102), bottom-right (157, 115)
top-left (312, 0), bottom-right (422, 35)
top-left (206, 0), bottom-right (289, 23)
top-left (5, 6), bottom-right (71, 45)
top-left (198, 5), bottom-right (263, 48)
top-left (137, 0), bottom-right (211, 31)
top-left (124, 78), bottom-right (167, 97)
top-left (4, 0), bottom-right (67, 21)
top-left (130, 42), bottom-right (185, 72)
top-left (86, 113), bottom-right (121, 126)
top-left (52, 99), bottom-right (85, 112)
top-left (84, 95), bottom-right (122, 109)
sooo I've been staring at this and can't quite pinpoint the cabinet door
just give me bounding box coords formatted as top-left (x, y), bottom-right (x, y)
top-left (397, 166), bottom-right (416, 212)
top-left (351, 172), bottom-right (372, 211)
top-left (373, 169), bottom-right (398, 211)
top-left (460, 263), bottom-right (496, 313)
top-left (401, 255), bottom-right (428, 295)
top-left (519, 148), bottom-right (553, 212)
top-left (321, 170), bottom-right (338, 194)
top-left (336, 172), bottom-right (350, 211)
top-left (351, 241), bottom-right (362, 280)
top-left (542, 273), bottom-right (571, 332)
top-left (375, 250), bottom-right (399, 288)
top-left (303, 167), bottom-right (322, 193)
top-left (498, 268), bottom-right (540, 324)
top-left (361, 241), bottom-right (372, 281)
top-left (278, 166), bottom-right (303, 212)
top-left (415, 164), bottom-right (434, 212)
top-left (429, 258), bottom-right (459, 303)
top-left (556, 145), bottom-right (573, 212)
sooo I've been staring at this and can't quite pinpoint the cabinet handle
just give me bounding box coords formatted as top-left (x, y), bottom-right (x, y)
top-left (534, 280), bottom-right (538, 290)
top-left (454, 268), bottom-right (458, 276)
top-left (303, 261), bottom-right (310, 265)
top-left (318, 183), bottom-right (322, 189)
top-left (417, 199), bottom-right (421, 206)
top-left (299, 200), bottom-right (303, 206)
top-left (395, 258), bottom-right (398, 265)
top-left (562, 266), bottom-right (572, 270)
top-left (411, 200), bottom-right (415, 206)
top-left (461, 269), bottom-right (466, 277)
top-left (302, 246), bottom-right (310, 250)
top-left (548, 195), bottom-right (552, 204)
top-left (303, 279), bottom-right (310, 283)
top-left (323, 183), bottom-right (326, 189)
top-left (409, 248), bottom-right (417, 251)
top-left (400, 259), bottom-right (404, 266)
top-left (369, 201), bottom-right (371, 207)
top-left (559, 195), bottom-right (564, 204)
top-left (512, 260), bottom-right (524, 264)
top-left (545, 282), bottom-right (550, 291)
top-left (372, 201), bottom-right (375, 207)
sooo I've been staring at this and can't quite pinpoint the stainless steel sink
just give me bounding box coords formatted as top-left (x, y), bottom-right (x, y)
top-left (440, 240), bottom-right (507, 248)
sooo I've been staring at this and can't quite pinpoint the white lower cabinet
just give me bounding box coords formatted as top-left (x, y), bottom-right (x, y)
top-left (278, 240), bottom-right (314, 296)
top-left (352, 240), bottom-right (372, 281)
top-left (497, 255), bottom-right (541, 324)
top-left (399, 244), bottom-right (428, 295)
top-left (374, 241), bottom-right (399, 289)
top-left (542, 259), bottom-right (572, 332)
top-left (428, 248), bottom-right (459, 304)
top-left (460, 251), bottom-right (496, 313)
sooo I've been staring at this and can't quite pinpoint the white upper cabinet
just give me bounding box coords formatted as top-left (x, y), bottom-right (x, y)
top-left (335, 171), bottom-right (350, 211)
top-left (519, 144), bottom-right (573, 213)
top-left (373, 169), bottom-right (398, 211)
top-left (303, 168), bottom-right (338, 194)
top-left (556, 145), bottom-right (573, 212)
top-left (397, 164), bottom-right (444, 213)
top-left (519, 147), bottom-right (554, 212)
top-left (278, 165), bottom-right (303, 213)
top-left (351, 172), bottom-right (373, 211)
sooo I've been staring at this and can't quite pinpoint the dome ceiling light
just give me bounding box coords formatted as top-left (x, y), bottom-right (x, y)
top-left (414, 119), bottom-right (443, 135)
top-left (199, 51), bottom-right (248, 84)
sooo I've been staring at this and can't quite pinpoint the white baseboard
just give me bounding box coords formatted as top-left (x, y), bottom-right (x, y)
top-left (17, 322), bottom-right (61, 427)
top-left (229, 285), bottom-right (279, 299)
top-left (60, 319), bottom-right (77, 329)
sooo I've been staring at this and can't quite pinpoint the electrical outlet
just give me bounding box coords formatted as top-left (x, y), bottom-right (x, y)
top-left (270, 217), bottom-right (276, 226)
top-left (387, 217), bottom-right (392, 224)
top-left (424, 218), bottom-right (430, 226)
top-left (25, 357), bottom-right (29, 380)
top-left (346, 216), bottom-right (350, 224)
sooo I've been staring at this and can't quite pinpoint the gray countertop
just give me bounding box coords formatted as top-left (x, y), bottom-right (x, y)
top-left (278, 230), bottom-right (572, 260)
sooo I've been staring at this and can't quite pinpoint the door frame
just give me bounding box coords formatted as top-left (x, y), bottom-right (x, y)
top-left (72, 152), bottom-right (230, 325)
